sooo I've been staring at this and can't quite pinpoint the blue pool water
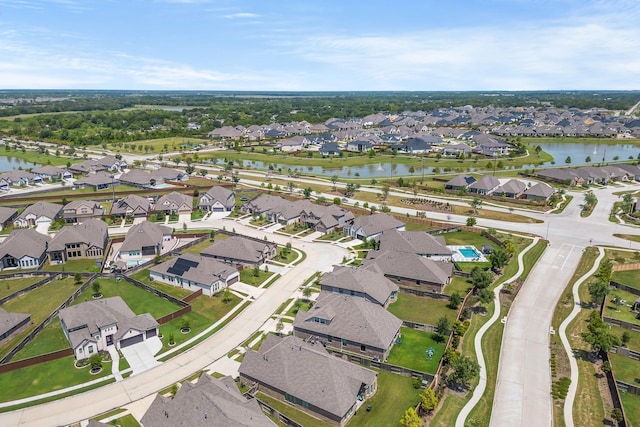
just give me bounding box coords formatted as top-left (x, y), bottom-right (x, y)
top-left (126, 259), bottom-right (150, 266)
top-left (459, 247), bottom-right (480, 259)
top-left (153, 183), bottom-right (174, 189)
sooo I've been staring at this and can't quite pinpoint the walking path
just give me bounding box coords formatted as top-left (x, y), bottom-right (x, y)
top-left (559, 246), bottom-right (605, 427)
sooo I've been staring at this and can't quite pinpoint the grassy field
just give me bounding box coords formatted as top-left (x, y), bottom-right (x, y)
top-left (0, 355), bottom-right (111, 402)
top-left (89, 137), bottom-right (209, 155)
top-left (0, 276), bottom-right (45, 299)
top-left (613, 233), bottom-right (640, 243)
top-left (0, 277), bottom-right (78, 359)
top-left (13, 317), bottom-right (69, 360)
top-left (0, 148), bottom-right (75, 167)
top-left (71, 278), bottom-right (180, 319)
top-left (620, 392), bottom-right (640, 427)
top-left (608, 353), bottom-right (640, 385)
top-left (611, 269), bottom-right (640, 291)
top-left (610, 325), bottom-right (640, 352)
top-left (43, 258), bottom-right (102, 273)
top-left (388, 293), bottom-right (458, 326)
top-left (442, 230), bottom-right (496, 247)
top-left (444, 276), bottom-right (473, 296)
top-left (107, 414), bottom-right (140, 427)
top-left (386, 327), bottom-right (446, 374)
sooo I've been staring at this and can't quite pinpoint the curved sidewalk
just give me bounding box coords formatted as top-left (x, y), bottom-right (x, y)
top-left (558, 246), bottom-right (604, 427)
top-left (456, 237), bottom-right (540, 427)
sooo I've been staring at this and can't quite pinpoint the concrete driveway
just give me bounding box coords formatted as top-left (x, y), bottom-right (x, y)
top-left (119, 337), bottom-right (162, 376)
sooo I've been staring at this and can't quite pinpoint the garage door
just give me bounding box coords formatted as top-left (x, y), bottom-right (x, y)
top-left (120, 334), bottom-right (144, 348)
top-left (213, 207), bottom-right (224, 212)
top-left (146, 329), bottom-right (157, 339)
top-left (227, 275), bottom-right (239, 285)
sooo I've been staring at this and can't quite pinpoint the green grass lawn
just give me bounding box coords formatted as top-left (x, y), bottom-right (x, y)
top-left (386, 327), bottom-right (446, 374)
top-left (179, 234), bottom-right (230, 255)
top-left (610, 326), bottom-right (640, 352)
top-left (347, 371), bottom-right (421, 427)
top-left (128, 269), bottom-right (193, 300)
top-left (445, 276), bottom-right (473, 296)
top-left (0, 277), bottom-right (78, 359)
top-left (256, 392), bottom-right (332, 427)
top-left (109, 414), bottom-right (141, 427)
top-left (239, 268), bottom-right (274, 287)
top-left (455, 261), bottom-right (491, 273)
top-left (275, 247), bottom-right (298, 264)
top-left (158, 293), bottom-right (241, 353)
top-left (285, 299), bottom-right (312, 318)
top-left (71, 278), bottom-right (180, 319)
top-left (43, 258), bottom-right (102, 273)
top-left (609, 353), bottom-right (640, 385)
top-left (603, 289), bottom-right (640, 325)
top-left (13, 317), bottom-right (69, 360)
top-left (620, 392), bottom-right (640, 427)
top-left (0, 276), bottom-right (45, 299)
top-left (93, 136), bottom-right (209, 154)
top-left (0, 355), bottom-right (111, 402)
top-left (442, 230), bottom-right (496, 248)
top-left (611, 269), bottom-right (640, 291)
top-left (388, 293), bottom-right (458, 326)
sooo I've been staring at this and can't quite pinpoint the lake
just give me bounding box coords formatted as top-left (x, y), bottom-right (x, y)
top-left (0, 156), bottom-right (38, 172)
top-left (532, 142), bottom-right (639, 166)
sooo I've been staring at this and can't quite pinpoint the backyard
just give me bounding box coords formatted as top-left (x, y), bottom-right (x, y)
top-left (0, 276), bottom-right (45, 299)
top-left (129, 269), bottom-right (193, 300)
top-left (13, 318), bottom-right (69, 360)
top-left (603, 288), bottom-right (640, 325)
top-left (385, 327), bottom-right (446, 374)
top-left (611, 269), bottom-right (640, 292)
top-left (388, 293), bottom-right (458, 326)
top-left (43, 258), bottom-right (103, 273)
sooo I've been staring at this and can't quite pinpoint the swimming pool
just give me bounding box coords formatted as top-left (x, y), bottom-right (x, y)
top-left (458, 247), bottom-right (481, 259)
top-left (126, 259), bottom-right (150, 266)
top-left (153, 183), bottom-right (174, 189)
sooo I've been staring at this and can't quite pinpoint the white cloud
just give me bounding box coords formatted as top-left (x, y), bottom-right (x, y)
top-left (223, 12), bottom-right (259, 19)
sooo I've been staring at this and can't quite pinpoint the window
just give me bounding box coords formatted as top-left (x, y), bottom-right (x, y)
top-left (361, 344), bottom-right (366, 352)
top-left (88, 346), bottom-right (94, 354)
top-left (342, 338), bottom-right (347, 346)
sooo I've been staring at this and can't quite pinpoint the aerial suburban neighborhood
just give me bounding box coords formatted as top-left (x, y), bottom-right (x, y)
top-left (0, 87), bottom-right (639, 427)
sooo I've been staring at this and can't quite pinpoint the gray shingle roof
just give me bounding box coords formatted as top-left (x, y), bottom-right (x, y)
top-left (201, 186), bottom-right (235, 210)
top-left (445, 174), bottom-right (476, 188)
top-left (0, 228), bottom-right (51, 260)
top-left (363, 250), bottom-right (453, 286)
top-left (378, 229), bottom-right (451, 257)
top-left (150, 253), bottom-right (238, 285)
top-left (151, 167), bottom-right (184, 181)
top-left (63, 200), bottom-right (102, 211)
top-left (0, 307), bottom-right (30, 338)
top-left (49, 219), bottom-right (108, 252)
top-left (0, 206), bottom-right (17, 225)
top-left (155, 191), bottom-right (193, 212)
top-left (493, 179), bottom-right (526, 195)
top-left (118, 169), bottom-right (151, 186)
top-left (319, 265), bottom-right (398, 306)
top-left (240, 335), bottom-right (376, 419)
top-left (16, 201), bottom-right (63, 222)
top-left (294, 292), bottom-right (402, 350)
top-left (74, 171), bottom-right (116, 187)
top-left (468, 175), bottom-right (500, 192)
top-left (141, 374), bottom-right (273, 427)
top-left (120, 221), bottom-right (171, 253)
top-left (523, 182), bottom-right (554, 198)
top-left (201, 236), bottom-right (275, 264)
top-left (351, 213), bottom-right (405, 237)
top-left (110, 194), bottom-right (150, 216)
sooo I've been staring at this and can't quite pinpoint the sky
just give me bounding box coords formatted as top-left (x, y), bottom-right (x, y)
top-left (0, 0), bottom-right (639, 91)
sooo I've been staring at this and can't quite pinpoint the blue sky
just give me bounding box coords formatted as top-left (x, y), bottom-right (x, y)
top-left (0, 0), bottom-right (638, 90)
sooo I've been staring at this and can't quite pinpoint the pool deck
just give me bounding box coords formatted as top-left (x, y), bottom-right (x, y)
top-left (447, 245), bottom-right (488, 263)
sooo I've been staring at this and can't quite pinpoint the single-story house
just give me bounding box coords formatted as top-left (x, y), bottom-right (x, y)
top-left (59, 296), bottom-right (158, 360)
top-left (73, 171), bottom-right (117, 190)
top-left (0, 228), bottom-right (51, 271)
top-left (276, 136), bottom-right (308, 152)
top-left (319, 265), bottom-right (399, 308)
top-left (0, 170), bottom-right (41, 186)
top-left (444, 174), bottom-right (477, 191)
top-left (149, 253), bottom-right (239, 296)
top-left (467, 174), bottom-right (500, 195)
top-left (390, 137), bottom-right (432, 154)
top-left (63, 200), bottom-right (106, 223)
top-left (345, 140), bottom-right (373, 152)
top-left (201, 236), bottom-right (277, 267)
top-left (117, 169), bottom-right (152, 188)
top-left (0, 307), bottom-right (31, 344)
top-left (441, 142), bottom-right (473, 158)
top-left (535, 168), bottom-right (583, 186)
top-left (0, 206), bottom-right (18, 230)
top-left (493, 179), bottom-right (527, 198)
top-left (48, 219), bottom-right (109, 265)
top-left (117, 221), bottom-right (173, 260)
top-left (141, 373), bottom-right (273, 427)
top-left (154, 192), bottom-right (193, 215)
top-left (299, 203), bottom-right (354, 234)
top-left (319, 142), bottom-right (341, 156)
top-left (345, 213), bottom-right (405, 240)
top-left (240, 334), bottom-right (377, 427)
top-left (69, 156), bottom-right (124, 175)
top-left (378, 229), bottom-right (452, 261)
top-left (14, 201), bottom-right (63, 228)
top-left (240, 195), bottom-right (303, 226)
top-left (150, 167), bottom-right (189, 183)
top-left (523, 182), bottom-right (554, 201)
top-left (110, 194), bottom-right (150, 218)
top-left (199, 186), bottom-right (235, 212)
top-left (31, 165), bottom-right (72, 181)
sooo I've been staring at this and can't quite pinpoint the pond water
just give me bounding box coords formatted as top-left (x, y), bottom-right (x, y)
top-left (532, 142), bottom-right (639, 166)
top-left (0, 156), bottom-right (38, 172)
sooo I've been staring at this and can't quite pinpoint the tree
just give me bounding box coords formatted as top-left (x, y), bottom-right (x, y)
top-left (435, 316), bottom-right (451, 341)
top-left (89, 354), bottom-right (102, 370)
top-left (447, 355), bottom-right (480, 390)
top-left (303, 187), bottom-right (312, 199)
top-left (252, 264), bottom-right (260, 277)
top-left (582, 310), bottom-right (620, 355)
top-left (466, 217), bottom-right (477, 227)
top-left (222, 287), bottom-right (231, 303)
top-left (331, 174), bottom-right (338, 191)
top-left (565, 156), bottom-right (572, 164)
top-left (621, 331), bottom-right (631, 346)
top-left (92, 281), bottom-right (101, 297)
top-left (74, 273), bottom-right (82, 285)
top-left (287, 181), bottom-right (296, 193)
top-left (448, 292), bottom-right (462, 309)
top-left (471, 266), bottom-right (493, 290)
top-left (477, 288), bottom-right (494, 305)
top-left (381, 183), bottom-right (390, 200)
top-left (420, 388), bottom-right (438, 413)
top-left (302, 287), bottom-right (312, 301)
top-left (611, 408), bottom-right (624, 425)
top-left (588, 280), bottom-right (609, 306)
top-left (345, 182), bottom-right (358, 197)
top-left (489, 248), bottom-right (509, 272)
top-left (469, 196), bottom-right (483, 215)
top-left (584, 191), bottom-right (597, 209)
top-left (595, 258), bottom-right (613, 283)
top-left (585, 156), bottom-right (591, 163)
top-left (399, 407), bottom-right (421, 427)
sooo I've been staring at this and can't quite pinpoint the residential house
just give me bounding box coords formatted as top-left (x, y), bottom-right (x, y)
top-left (111, 195), bottom-right (150, 218)
top-left (444, 174), bottom-right (476, 191)
top-left (117, 221), bottom-right (173, 261)
top-left (293, 291), bottom-right (402, 360)
top-left (298, 202), bottom-right (354, 233)
top-left (150, 167), bottom-right (189, 183)
top-left (0, 228), bottom-right (51, 270)
top-left (73, 172), bottom-right (117, 191)
top-left (493, 179), bottom-right (527, 198)
top-left (239, 334), bottom-right (377, 427)
top-left (345, 140), bottom-right (373, 152)
top-left (198, 186), bottom-right (235, 212)
top-left (378, 229), bottom-right (452, 261)
top-left (319, 142), bottom-right (342, 157)
top-left (0, 170), bottom-right (41, 187)
top-left (149, 253), bottom-right (239, 296)
top-left (154, 192), bottom-right (193, 215)
top-left (63, 200), bottom-right (106, 223)
top-left (31, 165), bottom-right (72, 181)
top-left (240, 195), bottom-right (302, 226)
top-left (535, 168), bottom-right (583, 186)
top-left (118, 169), bottom-right (152, 188)
top-left (319, 266), bottom-right (399, 308)
top-left (48, 219), bottom-right (108, 264)
top-left (345, 213), bottom-right (405, 240)
top-left (141, 373), bottom-right (274, 427)
top-left (363, 250), bottom-right (453, 293)
top-left (276, 136), bottom-right (308, 152)
top-left (0, 206), bottom-right (18, 230)
top-left (467, 174), bottom-right (501, 195)
top-left (69, 156), bottom-right (124, 175)
top-left (472, 134), bottom-right (511, 156)
top-left (442, 142), bottom-right (473, 158)
top-left (390, 137), bottom-right (432, 154)
top-left (14, 201), bottom-right (63, 228)
top-left (201, 236), bottom-right (277, 267)
top-left (59, 296), bottom-right (158, 360)
top-left (0, 307), bottom-right (31, 344)
top-left (523, 183), bottom-right (554, 201)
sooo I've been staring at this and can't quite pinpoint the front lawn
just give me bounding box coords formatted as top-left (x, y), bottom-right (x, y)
top-left (285, 299), bottom-right (312, 318)
top-left (275, 247), bottom-right (298, 264)
top-left (388, 293), bottom-right (458, 326)
top-left (43, 258), bottom-right (102, 273)
top-left (239, 268), bottom-right (274, 287)
top-left (0, 355), bottom-right (111, 402)
top-left (386, 327), bottom-right (446, 374)
top-left (347, 371), bottom-right (421, 427)
top-left (71, 278), bottom-right (180, 319)
top-left (14, 317), bottom-right (69, 360)
top-left (0, 276), bottom-right (45, 299)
